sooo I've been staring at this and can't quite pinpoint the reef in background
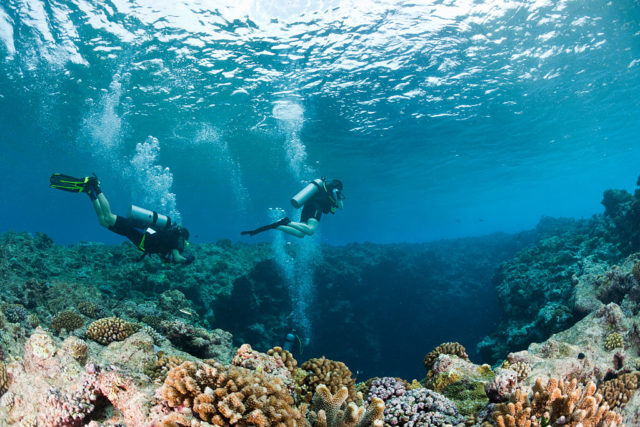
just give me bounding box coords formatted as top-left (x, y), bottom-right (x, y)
top-left (479, 177), bottom-right (640, 362)
top-left (0, 229), bottom-right (533, 379)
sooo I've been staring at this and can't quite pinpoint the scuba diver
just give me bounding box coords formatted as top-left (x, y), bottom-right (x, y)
top-left (241, 178), bottom-right (345, 238)
top-left (50, 173), bottom-right (194, 264)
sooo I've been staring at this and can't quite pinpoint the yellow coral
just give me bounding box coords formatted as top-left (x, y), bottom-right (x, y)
top-left (604, 332), bottom-right (624, 350)
top-left (86, 317), bottom-right (133, 345)
top-left (427, 371), bottom-right (462, 392)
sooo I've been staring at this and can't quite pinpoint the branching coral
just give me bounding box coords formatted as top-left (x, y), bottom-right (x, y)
top-left (307, 384), bottom-right (384, 427)
top-left (600, 372), bottom-right (640, 409)
top-left (423, 342), bottom-right (469, 372)
top-left (492, 377), bottom-right (623, 427)
top-left (502, 361), bottom-right (531, 382)
top-left (299, 357), bottom-right (357, 404)
top-left (161, 360), bottom-right (305, 425)
top-left (86, 317), bottom-right (133, 345)
top-left (50, 310), bottom-right (84, 333)
top-left (1, 303), bottom-right (28, 323)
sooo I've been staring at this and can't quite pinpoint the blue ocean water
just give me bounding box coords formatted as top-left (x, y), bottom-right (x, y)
top-left (1, 0), bottom-right (639, 246)
top-left (0, 0), bottom-right (640, 380)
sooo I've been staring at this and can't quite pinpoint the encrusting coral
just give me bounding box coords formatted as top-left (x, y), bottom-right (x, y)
top-left (599, 372), bottom-right (640, 409)
top-left (50, 310), bottom-right (84, 333)
top-left (423, 342), bottom-right (469, 372)
top-left (605, 332), bottom-right (624, 350)
top-left (307, 384), bottom-right (384, 427)
top-left (299, 356), bottom-right (357, 404)
top-left (86, 316), bottom-right (134, 345)
top-left (492, 377), bottom-right (623, 427)
top-left (160, 359), bottom-right (306, 425)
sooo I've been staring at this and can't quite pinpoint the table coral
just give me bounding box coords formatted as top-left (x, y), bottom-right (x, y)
top-left (86, 317), bottom-right (133, 345)
top-left (423, 342), bottom-right (469, 372)
top-left (50, 310), bottom-right (85, 334)
top-left (307, 384), bottom-right (384, 427)
top-left (161, 360), bottom-right (305, 425)
top-left (299, 357), bottom-right (357, 404)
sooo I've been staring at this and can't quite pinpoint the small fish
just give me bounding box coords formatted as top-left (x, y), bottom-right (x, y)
top-left (178, 309), bottom-right (194, 316)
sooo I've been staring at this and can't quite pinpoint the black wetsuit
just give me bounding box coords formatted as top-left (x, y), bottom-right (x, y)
top-left (300, 187), bottom-right (337, 223)
top-left (109, 216), bottom-right (185, 261)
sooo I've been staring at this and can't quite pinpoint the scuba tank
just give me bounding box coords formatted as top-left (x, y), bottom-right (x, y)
top-left (128, 205), bottom-right (172, 230)
top-left (291, 178), bottom-right (324, 208)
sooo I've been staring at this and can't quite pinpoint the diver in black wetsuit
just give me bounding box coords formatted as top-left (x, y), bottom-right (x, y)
top-left (241, 178), bottom-right (345, 238)
top-left (50, 173), bottom-right (194, 264)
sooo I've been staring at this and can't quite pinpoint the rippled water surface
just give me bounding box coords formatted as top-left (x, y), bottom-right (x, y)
top-left (1, 0), bottom-right (639, 243)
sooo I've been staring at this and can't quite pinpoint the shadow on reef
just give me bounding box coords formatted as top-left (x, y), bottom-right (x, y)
top-left (213, 234), bottom-right (536, 379)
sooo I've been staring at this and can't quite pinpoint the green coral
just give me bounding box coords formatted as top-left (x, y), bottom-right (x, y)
top-left (605, 332), bottom-right (624, 350)
top-left (437, 379), bottom-right (488, 418)
top-left (427, 371), bottom-right (462, 392)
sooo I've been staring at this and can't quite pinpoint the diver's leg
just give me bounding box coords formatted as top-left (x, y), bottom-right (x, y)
top-left (277, 225), bottom-right (305, 238)
top-left (285, 219), bottom-right (318, 236)
top-left (93, 193), bottom-right (117, 228)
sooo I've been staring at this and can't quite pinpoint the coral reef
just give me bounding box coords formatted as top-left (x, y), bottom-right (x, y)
top-left (50, 310), bottom-right (85, 334)
top-left (492, 377), bottom-right (623, 427)
top-left (423, 342), bottom-right (469, 372)
top-left (86, 317), bottom-right (134, 345)
top-left (299, 357), bottom-right (357, 404)
top-left (268, 346), bottom-right (298, 378)
top-left (160, 360), bottom-right (305, 425)
top-left (307, 384), bottom-right (384, 427)
top-left (0, 361), bottom-right (7, 395)
top-left (605, 332), bottom-right (624, 350)
top-left (383, 388), bottom-right (464, 426)
top-left (600, 372), bottom-right (640, 409)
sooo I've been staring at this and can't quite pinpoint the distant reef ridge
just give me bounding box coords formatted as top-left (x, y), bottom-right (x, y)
top-left (0, 228), bottom-right (533, 380)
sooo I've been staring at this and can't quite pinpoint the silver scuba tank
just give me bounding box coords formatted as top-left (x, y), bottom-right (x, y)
top-left (128, 205), bottom-right (172, 230)
top-left (290, 178), bottom-right (324, 208)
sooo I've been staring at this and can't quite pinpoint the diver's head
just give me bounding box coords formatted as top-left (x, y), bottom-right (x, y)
top-left (328, 179), bottom-right (343, 191)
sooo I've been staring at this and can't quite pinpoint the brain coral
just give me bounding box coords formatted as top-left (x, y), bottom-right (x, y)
top-left (299, 356), bottom-right (357, 404)
top-left (161, 360), bottom-right (305, 425)
top-left (423, 342), bottom-right (469, 372)
top-left (51, 310), bottom-right (85, 333)
top-left (86, 317), bottom-right (133, 345)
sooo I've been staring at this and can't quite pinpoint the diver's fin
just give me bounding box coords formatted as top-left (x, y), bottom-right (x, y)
top-left (241, 217), bottom-right (290, 236)
top-left (49, 173), bottom-right (99, 194)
